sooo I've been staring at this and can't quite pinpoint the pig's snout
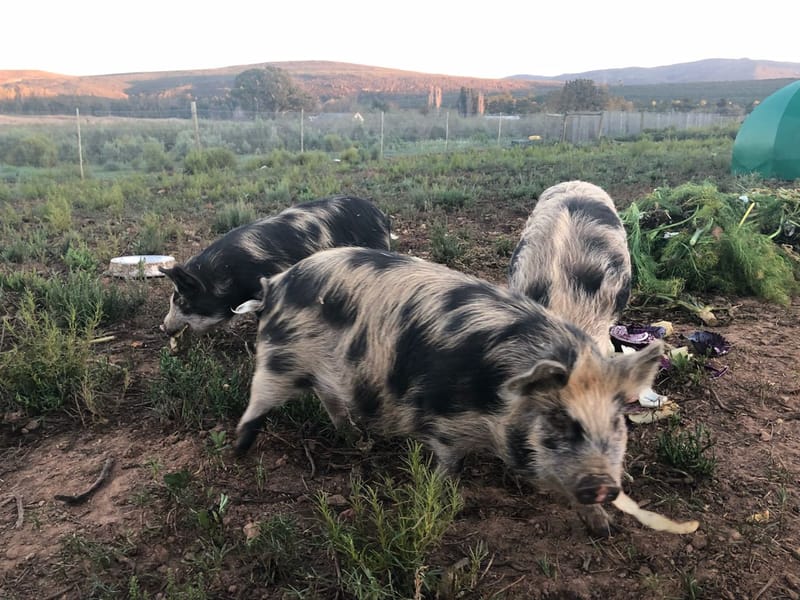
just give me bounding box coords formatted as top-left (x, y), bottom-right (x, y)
top-left (575, 475), bottom-right (619, 505)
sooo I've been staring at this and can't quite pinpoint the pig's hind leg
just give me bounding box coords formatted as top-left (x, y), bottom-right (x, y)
top-left (235, 367), bottom-right (299, 455)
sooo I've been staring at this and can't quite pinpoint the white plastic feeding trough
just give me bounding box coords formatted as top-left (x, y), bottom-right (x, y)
top-left (108, 255), bottom-right (175, 278)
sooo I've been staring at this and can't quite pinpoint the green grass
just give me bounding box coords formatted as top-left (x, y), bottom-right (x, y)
top-left (315, 441), bottom-right (463, 599)
top-left (148, 343), bottom-right (251, 428)
top-left (212, 198), bottom-right (258, 233)
top-left (0, 291), bottom-right (104, 415)
top-left (656, 417), bottom-right (717, 479)
top-left (0, 268), bottom-right (146, 329)
top-left (429, 219), bottom-right (466, 267)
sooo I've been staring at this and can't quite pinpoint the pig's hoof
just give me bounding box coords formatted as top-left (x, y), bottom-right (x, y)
top-left (578, 505), bottom-right (618, 538)
top-left (234, 418), bottom-right (264, 456)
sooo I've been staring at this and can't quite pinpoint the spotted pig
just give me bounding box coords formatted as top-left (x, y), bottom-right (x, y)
top-left (233, 247), bottom-right (663, 536)
top-left (159, 195), bottom-right (391, 335)
top-left (508, 181), bottom-right (631, 353)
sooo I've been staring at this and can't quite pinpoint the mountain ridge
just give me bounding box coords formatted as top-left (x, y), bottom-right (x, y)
top-left (1, 58), bottom-right (797, 106)
top-left (509, 57), bottom-right (800, 85)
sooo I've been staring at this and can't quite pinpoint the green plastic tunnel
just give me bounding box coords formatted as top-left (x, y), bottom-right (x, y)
top-left (731, 79), bottom-right (800, 180)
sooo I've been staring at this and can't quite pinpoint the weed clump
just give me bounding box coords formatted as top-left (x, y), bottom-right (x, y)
top-left (212, 199), bottom-right (258, 233)
top-left (0, 292), bottom-right (103, 415)
top-left (315, 441), bottom-right (463, 599)
top-left (148, 343), bottom-right (250, 428)
top-left (657, 417), bottom-right (716, 479)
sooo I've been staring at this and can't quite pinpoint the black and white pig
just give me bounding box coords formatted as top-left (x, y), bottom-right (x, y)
top-left (508, 181), bottom-right (631, 354)
top-left (159, 195), bottom-right (391, 335)
top-left (233, 247), bottom-right (663, 536)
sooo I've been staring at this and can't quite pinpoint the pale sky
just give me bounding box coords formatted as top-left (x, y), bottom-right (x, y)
top-left (4, 1), bottom-right (798, 79)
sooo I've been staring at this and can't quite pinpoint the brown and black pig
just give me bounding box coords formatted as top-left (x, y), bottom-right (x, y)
top-left (233, 247), bottom-right (663, 536)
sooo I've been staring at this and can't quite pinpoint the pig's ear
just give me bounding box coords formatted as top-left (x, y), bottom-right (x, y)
top-left (232, 277), bottom-right (271, 315)
top-left (617, 340), bottom-right (665, 391)
top-left (504, 359), bottom-right (569, 399)
top-left (160, 264), bottom-right (205, 294)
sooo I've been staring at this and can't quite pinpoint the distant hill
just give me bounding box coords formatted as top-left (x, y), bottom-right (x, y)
top-left (0, 61), bottom-right (550, 107)
top-left (508, 58), bottom-right (800, 85)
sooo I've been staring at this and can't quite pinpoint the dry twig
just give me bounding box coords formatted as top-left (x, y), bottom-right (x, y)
top-left (1, 494), bottom-right (24, 528)
top-left (752, 574), bottom-right (777, 600)
top-left (491, 574), bottom-right (526, 598)
top-left (302, 438), bottom-right (317, 479)
top-left (54, 457), bottom-right (115, 505)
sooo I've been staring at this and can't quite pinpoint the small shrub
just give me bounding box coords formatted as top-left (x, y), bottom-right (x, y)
top-left (212, 199), bottom-right (257, 233)
top-left (315, 441), bottom-right (463, 599)
top-left (429, 220), bottom-right (465, 266)
top-left (494, 235), bottom-right (516, 257)
top-left (0, 292), bottom-right (101, 415)
top-left (0, 227), bottom-right (49, 263)
top-left (264, 181), bottom-right (292, 206)
top-left (149, 343), bottom-right (251, 428)
top-left (656, 417), bottom-right (716, 478)
top-left (244, 515), bottom-right (303, 584)
top-left (340, 147), bottom-right (360, 164)
top-left (142, 140), bottom-right (172, 173)
top-left (0, 269), bottom-right (145, 328)
top-left (4, 134), bottom-right (58, 167)
top-left (43, 193), bottom-right (72, 233)
top-left (184, 147), bottom-right (237, 174)
top-left (63, 238), bottom-right (99, 272)
top-left (133, 213), bottom-right (178, 255)
top-left (430, 187), bottom-right (473, 211)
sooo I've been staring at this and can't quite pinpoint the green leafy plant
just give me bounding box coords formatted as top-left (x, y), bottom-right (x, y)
top-left (622, 183), bottom-right (799, 306)
top-left (315, 441), bottom-right (463, 599)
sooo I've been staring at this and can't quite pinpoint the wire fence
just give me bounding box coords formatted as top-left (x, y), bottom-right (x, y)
top-left (0, 108), bottom-right (743, 173)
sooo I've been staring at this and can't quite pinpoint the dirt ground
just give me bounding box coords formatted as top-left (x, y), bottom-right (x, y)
top-left (1, 199), bottom-right (800, 600)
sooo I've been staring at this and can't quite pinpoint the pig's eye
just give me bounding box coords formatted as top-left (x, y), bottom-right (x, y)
top-left (548, 409), bottom-right (584, 443)
top-left (173, 294), bottom-right (189, 310)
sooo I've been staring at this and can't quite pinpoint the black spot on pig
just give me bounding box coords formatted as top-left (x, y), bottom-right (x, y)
top-left (268, 351), bottom-right (296, 374)
top-left (304, 221), bottom-right (322, 241)
top-left (353, 377), bottom-right (382, 418)
top-left (524, 280), bottom-right (551, 306)
top-left (346, 248), bottom-right (410, 271)
top-left (347, 328), bottom-right (368, 362)
top-left (570, 263), bottom-right (605, 296)
top-left (321, 288), bottom-right (358, 328)
top-left (507, 423), bottom-right (537, 472)
top-left (442, 283), bottom-right (503, 312)
top-left (261, 316), bottom-right (295, 345)
top-left (614, 276), bottom-right (631, 316)
top-left (565, 197), bottom-right (622, 229)
top-left (547, 408), bottom-right (585, 446)
top-left (293, 374), bottom-right (316, 389)
top-left (390, 325), bottom-right (507, 416)
top-left (508, 238), bottom-right (526, 275)
top-left (282, 268), bottom-right (329, 308)
top-left (582, 234), bottom-right (612, 255)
